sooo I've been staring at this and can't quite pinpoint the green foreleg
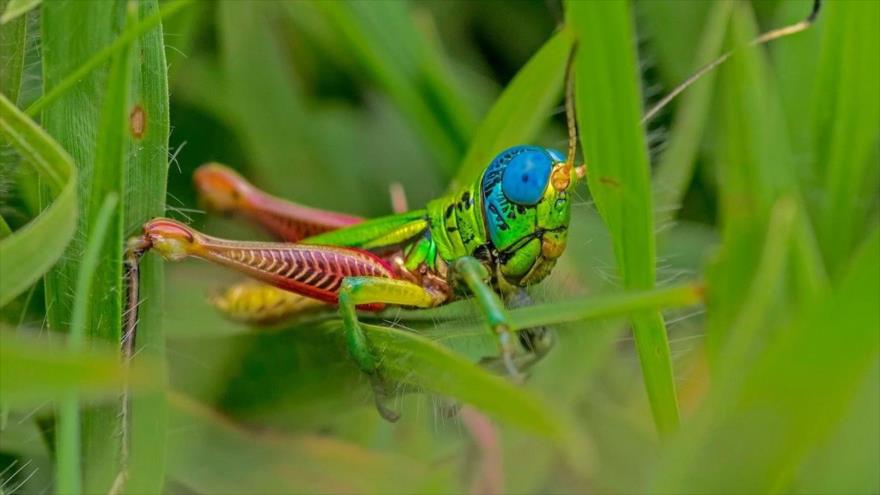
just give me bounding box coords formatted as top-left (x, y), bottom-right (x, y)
top-left (453, 257), bottom-right (522, 381)
top-left (338, 277), bottom-right (441, 422)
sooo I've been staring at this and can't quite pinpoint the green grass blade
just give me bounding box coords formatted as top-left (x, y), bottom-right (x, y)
top-left (567, 0), bottom-right (680, 436)
top-left (313, 1), bottom-right (474, 177)
top-left (41, 0), bottom-right (118, 340)
top-left (0, 0), bottom-right (27, 104)
top-left (56, 193), bottom-right (117, 495)
top-left (507, 283), bottom-right (703, 331)
top-left (811, 0), bottom-right (880, 274)
top-left (124, 0), bottom-right (170, 492)
top-left (0, 0), bottom-right (38, 24)
top-left (704, 2), bottom-right (800, 358)
top-left (0, 328), bottom-right (158, 406)
top-left (0, 92), bottom-right (77, 307)
top-left (451, 28), bottom-right (573, 190)
top-left (652, 1), bottom-right (730, 226)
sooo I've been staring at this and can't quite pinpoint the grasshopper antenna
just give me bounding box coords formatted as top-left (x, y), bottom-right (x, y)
top-left (641, 0), bottom-right (822, 124)
top-left (564, 43), bottom-right (586, 180)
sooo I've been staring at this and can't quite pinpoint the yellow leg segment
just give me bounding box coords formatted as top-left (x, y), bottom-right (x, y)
top-left (211, 281), bottom-right (327, 325)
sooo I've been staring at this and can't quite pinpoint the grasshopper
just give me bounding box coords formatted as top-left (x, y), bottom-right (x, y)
top-left (124, 1), bottom-right (820, 422)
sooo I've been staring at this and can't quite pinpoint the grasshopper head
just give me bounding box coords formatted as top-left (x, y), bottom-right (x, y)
top-left (481, 146), bottom-right (584, 288)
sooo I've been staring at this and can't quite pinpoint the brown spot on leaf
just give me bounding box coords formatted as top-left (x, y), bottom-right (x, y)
top-left (129, 104), bottom-right (145, 139)
top-left (598, 176), bottom-right (620, 188)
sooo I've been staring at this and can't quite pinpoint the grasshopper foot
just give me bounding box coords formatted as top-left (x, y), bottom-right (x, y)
top-left (369, 373), bottom-right (400, 423)
top-left (497, 328), bottom-right (525, 384)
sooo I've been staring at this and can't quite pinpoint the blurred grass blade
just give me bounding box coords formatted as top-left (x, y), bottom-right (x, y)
top-left (0, 215), bottom-right (10, 238)
top-left (216, 1), bottom-right (345, 208)
top-left (771, 0), bottom-right (823, 160)
top-left (811, 0), bottom-right (880, 274)
top-left (567, 0), bottom-right (680, 435)
top-left (652, 228), bottom-right (880, 493)
top-left (0, 0), bottom-right (27, 104)
top-left (0, 329), bottom-right (158, 406)
top-left (124, 0), bottom-right (171, 492)
top-left (313, 1), bottom-right (473, 177)
top-left (704, 2), bottom-right (800, 358)
top-left (652, 1), bottom-right (730, 226)
top-left (56, 193), bottom-right (118, 495)
top-left (0, 92), bottom-right (77, 307)
top-left (167, 393), bottom-right (452, 494)
top-left (452, 28), bottom-right (573, 190)
top-left (636, 0), bottom-right (714, 88)
top-left (0, 0), bottom-right (38, 24)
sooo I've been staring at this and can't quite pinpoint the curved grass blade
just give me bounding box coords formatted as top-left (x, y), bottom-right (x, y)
top-left (451, 28), bottom-right (573, 190)
top-left (0, 92), bottom-right (77, 307)
top-left (567, 0), bottom-right (680, 435)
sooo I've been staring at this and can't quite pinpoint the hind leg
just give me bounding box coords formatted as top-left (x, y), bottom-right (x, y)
top-left (194, 162), bottom-right (363, 242)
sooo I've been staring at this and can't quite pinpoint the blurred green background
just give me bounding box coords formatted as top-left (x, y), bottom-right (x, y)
top-left (1, 0), bottom-right (877, 494)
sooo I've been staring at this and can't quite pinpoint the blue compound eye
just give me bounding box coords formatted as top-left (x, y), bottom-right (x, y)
top-left (501, 150), bottom-right (554, 205)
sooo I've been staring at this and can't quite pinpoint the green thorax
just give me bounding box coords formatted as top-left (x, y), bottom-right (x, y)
top-left (425, 179), bottom-right (486, 263)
